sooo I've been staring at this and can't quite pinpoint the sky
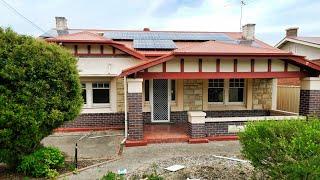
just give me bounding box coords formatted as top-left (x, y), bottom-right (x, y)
top-left (0, 0), bottom-right (319, 45)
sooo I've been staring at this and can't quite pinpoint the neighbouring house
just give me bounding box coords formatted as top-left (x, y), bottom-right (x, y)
top-left (41, 17), bottom-right (320, 146)
top-left (276, 27), bottom-right (320, 85)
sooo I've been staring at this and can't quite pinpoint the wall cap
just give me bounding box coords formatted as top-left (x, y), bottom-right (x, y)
top-left (127, 78), bottom-right (143, 93)
top-left (301, 77), bottom-right (320, 90)
top-left (188, 111), bottom-right (206, 124)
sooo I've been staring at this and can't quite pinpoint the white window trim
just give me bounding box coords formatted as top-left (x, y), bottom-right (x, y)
top-left (207, 79), bottom-right (246, 105)
top-left (226, 79), bottom-right (246, 105)
top-left (83, 82), bottom-right (111, 109)
top-left (208, 79), bottom-right (224, 105)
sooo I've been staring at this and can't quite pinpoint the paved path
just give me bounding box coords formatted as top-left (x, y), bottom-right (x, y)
top-left (64, 141), bottom-right (241, 180)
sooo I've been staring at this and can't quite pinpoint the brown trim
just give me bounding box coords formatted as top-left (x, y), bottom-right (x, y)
top-left (181, 58), bottom-right (184, 72)
top-left (112, 47), bottom-right (115, 55)
top-left (87, 45), bottom-right (91, 54)
top-left (284, 60), bottom-right (288, 72)
top-left (137, 72), bottom-right (307, 79)
top-left (163, 62), bottom-right (166, 72)
top-left (251, 59), bottom-right (255, 72)
top-left (268, 59), bottom-right (271, 72)
top-left (199, 58), bottom-right (202, 72)
top-left (216, 59), bottom-right (220, 72)
top-left (100, 45), bottom-right (104, 54)
top-left (74, 45), bottom-right (78, 55)
top-left (234, 59), bottom-right (237, 72)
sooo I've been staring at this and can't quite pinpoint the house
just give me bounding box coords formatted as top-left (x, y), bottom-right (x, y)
top-left (276, 27), bottom-right (320, 85)
top-left (41, 17), bottom-right (320, 146)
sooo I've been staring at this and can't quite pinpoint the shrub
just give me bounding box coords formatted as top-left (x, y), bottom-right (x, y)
top-left (17, 147), bottom-right (65, 178)
top-left (239, 119), bottom-right (320, 179)
top-left (101, 171), bottom-right (124, 180)
top-left (0, 28), bottom-right (82, 167)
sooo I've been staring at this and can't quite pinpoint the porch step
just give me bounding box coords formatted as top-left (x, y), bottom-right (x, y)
top-left (146, 137), bottom-right (189, 144)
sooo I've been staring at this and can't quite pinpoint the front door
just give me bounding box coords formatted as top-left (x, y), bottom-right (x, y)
top-left (151, 79), bottom-right (170, 122)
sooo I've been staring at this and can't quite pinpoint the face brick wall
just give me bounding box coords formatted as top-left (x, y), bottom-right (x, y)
top-left (206, 121), bottom-right (245, 136)
top-left (299, 90), bottom-right (320, 116)
top-left (188, 122), bottom-right (206, 138)
top-left (127, 93), bottom-right (144, 140)
top-left (61, 113), bottom-right (124, 128)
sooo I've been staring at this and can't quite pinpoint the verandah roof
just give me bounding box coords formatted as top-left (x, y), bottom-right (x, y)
top-left (120, 41), bottom-right (320, 79)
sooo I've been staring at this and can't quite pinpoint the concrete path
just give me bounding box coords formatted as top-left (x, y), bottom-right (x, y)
top-left (64, 141), bottom-right (241, 180)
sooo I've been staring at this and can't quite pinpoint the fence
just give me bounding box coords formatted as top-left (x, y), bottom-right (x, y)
top-left (277, 85), bottom-right (300, 113)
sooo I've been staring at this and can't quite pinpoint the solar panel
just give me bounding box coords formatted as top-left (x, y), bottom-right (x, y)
top-left (103, 31), bottom-right (233, 41)
top-left (133, 39), bottom-right (177, 49)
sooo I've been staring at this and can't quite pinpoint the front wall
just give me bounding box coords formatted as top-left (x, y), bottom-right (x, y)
top-left (281, 42), bottom-right (320, 60)
top-left (78, 57), bottom-right (140, 76)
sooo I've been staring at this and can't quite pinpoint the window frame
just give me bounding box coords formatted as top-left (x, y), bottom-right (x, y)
top-left (171, 80), bottom-right (176, 102)
top-left (144, 80), bottom-right (150, 102)
top-left (81, 83), bottom-right (87, 106)
top-left (92, 82), bottom-right (110, 107)
top-left (227, 79), bottom-right (246, 105)
top-left (208, 79), bottom-right (225, 104)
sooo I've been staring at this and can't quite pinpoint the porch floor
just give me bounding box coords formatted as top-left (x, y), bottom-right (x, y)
top-left (144, 123), bottom-right (189, 143)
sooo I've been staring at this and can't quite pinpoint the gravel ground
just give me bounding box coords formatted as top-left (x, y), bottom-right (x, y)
top-left (65, 141), bottom-right (244, 180)
top-left (128, 155), bottom-right (265, 180)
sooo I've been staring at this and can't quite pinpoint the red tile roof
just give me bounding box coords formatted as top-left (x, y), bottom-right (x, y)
top-left (46, 31), bottom-right (114, 43)
top-left (174, 40), bottom-right (289, 55)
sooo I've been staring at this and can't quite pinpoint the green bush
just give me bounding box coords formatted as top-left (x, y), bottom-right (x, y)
top-left (0, 28), bottom-right (82, 167)
top-left (101, 171), bottom-right (124, 180)
top-left (17, 147), bottom-right (65, 178)
top-left (239, 119), bottom-right (320, 179)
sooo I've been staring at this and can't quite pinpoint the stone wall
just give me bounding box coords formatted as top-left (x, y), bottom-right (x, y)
top-left (183, 80), bottom-right (203, 110)
top-left (116, 77), bottom-right (125, 112)
top-left (252, 79), bottom-right (272, 110)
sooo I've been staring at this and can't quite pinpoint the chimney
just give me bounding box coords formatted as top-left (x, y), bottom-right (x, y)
top-left (55, 17), bottom-right (68, 30)
top-left (143, 27), bottom-right (150, 31)
top-left (242, 24), bottom-right (255, 40)
top-left (286, 27), bottom-right (298, 37)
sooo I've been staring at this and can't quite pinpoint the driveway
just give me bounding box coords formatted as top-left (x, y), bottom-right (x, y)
top-left (64, 141), bottom-right (242, 180)
top-left (42, 130), bottom-right (124, 160)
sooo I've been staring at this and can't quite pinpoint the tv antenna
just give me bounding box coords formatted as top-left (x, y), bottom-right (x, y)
top-left (240, 0), bottom-right (246, 31)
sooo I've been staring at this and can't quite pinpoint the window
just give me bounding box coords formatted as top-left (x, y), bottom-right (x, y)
top-left (81, 83), bottom-right (86, 104)
top-left (92, 82), bottom-right (110, 103)
top-left (144, 80), bottom-right (149, 101)
top-left (208, 79), bottom-right (224, 102)
top-left (229, 79), bottom-right (245, 102)
top-left (171, 80), bottom-right (176, 101)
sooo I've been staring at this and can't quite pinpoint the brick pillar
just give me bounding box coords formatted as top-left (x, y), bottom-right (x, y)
top-left (127, 79), bottom-right (144, 141)
top-left (299, 77), bottom-right (320, 117)
top-left (187, 111), bottom-right (207, 138)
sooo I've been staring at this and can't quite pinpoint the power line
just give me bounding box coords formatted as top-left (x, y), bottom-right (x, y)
top-left (0, 0), bottom-right (49, 35)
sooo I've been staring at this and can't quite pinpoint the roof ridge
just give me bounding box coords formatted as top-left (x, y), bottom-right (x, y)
top-left (58, 28), bottom-right (242, 34)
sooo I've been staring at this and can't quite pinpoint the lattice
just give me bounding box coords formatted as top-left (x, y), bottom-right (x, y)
top-left (153, 79), bottom-right (168, 121)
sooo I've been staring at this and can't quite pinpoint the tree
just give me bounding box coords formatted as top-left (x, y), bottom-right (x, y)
top-left (0, 28), bottom-right (83, 168)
